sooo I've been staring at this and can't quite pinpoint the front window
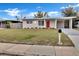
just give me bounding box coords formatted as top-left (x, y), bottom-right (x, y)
top-left (27, 21), bottom-right (32, 24)
top-left (38, 21), bottom-right (44, 26)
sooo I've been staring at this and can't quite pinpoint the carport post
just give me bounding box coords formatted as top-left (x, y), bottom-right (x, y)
top-left (69, 18), bottom-right (72, 29)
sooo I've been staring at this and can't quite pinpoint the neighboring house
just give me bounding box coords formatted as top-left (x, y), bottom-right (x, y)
top-left (0, 20), bottom-right (6, 28)
top-left (22, 16), bottom-right (77, 29)
top-left (0, 20), bottom-right (22, 29)
top-left (10, 20), bottom-right (22, 29)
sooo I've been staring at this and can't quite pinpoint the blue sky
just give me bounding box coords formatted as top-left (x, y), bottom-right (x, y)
top-left (0, 3), bottom-right (79, 20)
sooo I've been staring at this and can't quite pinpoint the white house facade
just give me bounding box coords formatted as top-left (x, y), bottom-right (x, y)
top-left (22, 18), bottom-right (65, 29)
top-left (22, 16), bottom-right (77, 29)
top-left (23, 19), bottom-right (59, 29)
top-left (0, 16), bottom-right (78, 29)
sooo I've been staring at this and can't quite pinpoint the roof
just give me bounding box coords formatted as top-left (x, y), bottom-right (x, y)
top-left (22, 18), bottom-right (56, 21)
top-left (0, 16), bottom-right (77, 22)
top-left (58, 16), bottom-right (76, 20)
top-left (22, 16), bottom-right (77, 21)
top-left (0, 20), bottom-right (22, 23)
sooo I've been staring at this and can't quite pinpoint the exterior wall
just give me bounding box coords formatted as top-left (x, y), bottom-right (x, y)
top-left (37, 20), bottom-right (46, 28)
top-left (23, 21), bottom-right (27, 28)
top-left (23, 20), bottom-right (38, 29)
top-left (23, 20), bottom-right (46, 29)
top-left (23, 20), bottom-right (65, 29)
top-left (10, 23), bottom-right (22, 29)
top-left (0, 22), bottom-right (6, 28)
top-left (50, 20), bottom-right (56, 28)
top-left (1, 24), bottom-right (6, 28)
top-left (57, 20), bottom-right (64, 28)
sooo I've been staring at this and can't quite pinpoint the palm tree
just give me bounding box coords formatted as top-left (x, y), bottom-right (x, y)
top-left (34, 11), bottom-right (48, 18)
top-left (61, 6), bottom-right (76, 17)
top-left (44, 12), bottom-right (49, 18)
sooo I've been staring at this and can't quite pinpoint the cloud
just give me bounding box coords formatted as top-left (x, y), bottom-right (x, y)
top-left (0, 10), bottom-right (4, 12)
top-left (60, 5), bottom-right (70, 9)
top-left (0, 17), bottom-right (13, 20)
top-left (48, 11), bottom-right (62, 17)
top-left (0, 8), bottom-right (26, 20)
top-left (1, 17), bottom-right (13, 20)
top-left (0, 8), bottom-right (26, 17)
top-left (36, 6), bottom-right (43, 11)
top-left (60, 7), bottom-right (65, 9)
top-left (48, 11), bottom-right (59, 15)
top-left (24, 12), bottom-right (37, 18)
top-left (60, 4), bottom-right (79, 9)
top-left (4, 8), bottom-right (20, 16)
top-left (73, 4), bottom-right (79, 8)
top-left (24, 11), bottom-right (62, 18)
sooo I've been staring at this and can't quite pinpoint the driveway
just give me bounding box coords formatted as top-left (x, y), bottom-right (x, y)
top-left (62, 29), bottom-right (79, 50)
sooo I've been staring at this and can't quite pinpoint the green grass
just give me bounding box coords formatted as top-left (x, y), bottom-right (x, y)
top-left (0, 29), bottom-right (74, 46)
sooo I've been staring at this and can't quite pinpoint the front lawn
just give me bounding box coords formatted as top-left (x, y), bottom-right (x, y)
top-left (0, 29), bottom-right (74, 46)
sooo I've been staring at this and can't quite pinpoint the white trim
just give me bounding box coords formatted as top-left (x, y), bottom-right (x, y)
top-left (54, 20), bottom-right (57, 28)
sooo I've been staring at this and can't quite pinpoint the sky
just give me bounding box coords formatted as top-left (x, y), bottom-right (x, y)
top-left (0, 3), bottom-right (79, 20)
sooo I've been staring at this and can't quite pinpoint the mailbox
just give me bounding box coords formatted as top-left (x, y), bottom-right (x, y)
top-left (58, 29), bottom-right (62, 33)
top-left (58, 29), bottom-right (62, 45)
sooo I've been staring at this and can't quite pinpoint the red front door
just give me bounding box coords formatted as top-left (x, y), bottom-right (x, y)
top-left (46, 20), bottom-right (50, 28)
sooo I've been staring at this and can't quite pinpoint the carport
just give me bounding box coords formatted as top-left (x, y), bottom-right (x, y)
top-left (58, 16), bottom-right (77, 29)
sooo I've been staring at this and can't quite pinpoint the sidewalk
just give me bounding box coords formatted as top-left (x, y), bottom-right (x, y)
top-left (62, 29), bottom-right (79, 50)
top-left (0, 43), bottom-right (79, 56)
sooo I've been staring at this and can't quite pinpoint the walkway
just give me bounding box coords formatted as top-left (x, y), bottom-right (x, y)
top-left (0, 43), bottom-right (79, 56)
top-left (62, 29), bottom-right (79, 50)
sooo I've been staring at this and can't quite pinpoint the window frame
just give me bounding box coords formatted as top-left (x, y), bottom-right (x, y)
top-left (27, 21), bottom-right (32, 24)
top-left (38, 20), bottom-right (44, 26)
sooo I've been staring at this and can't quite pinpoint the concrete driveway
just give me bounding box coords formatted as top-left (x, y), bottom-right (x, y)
top-left (62, 29), bottom-right (79, 50)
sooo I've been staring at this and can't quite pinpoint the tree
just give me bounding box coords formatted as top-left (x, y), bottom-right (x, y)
top-left (15, 16), bottom-right (19, 20)
top-left (61, 6), bottom-right (76, 17)
top-left (34, 11), bottom-right (48, 18)
top-left (6, 21), bottom-right (11, 28)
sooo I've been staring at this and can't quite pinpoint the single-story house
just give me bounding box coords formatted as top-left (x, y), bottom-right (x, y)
top-left (22, 16), bottom-right (77, 29)
top-left (0, 16), bottom-right (78, 29)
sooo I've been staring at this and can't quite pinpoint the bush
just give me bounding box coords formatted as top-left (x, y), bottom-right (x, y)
top-left (6, 24), bottom-right (10, 28)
